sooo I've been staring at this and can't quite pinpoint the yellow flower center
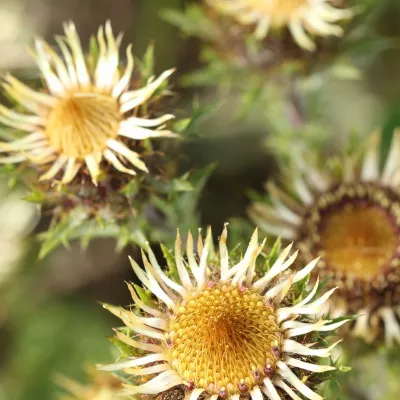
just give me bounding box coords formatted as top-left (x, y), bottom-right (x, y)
top-left (246, 0), bottom-right (307, 25)
top-left (319, 203), bottom-right (397, 280)
top-left (299, 184), bottom-right (400, 283)
top-left (45, 92), bottom-right (121, 159)
top-left (167, 284), bottom-right (283, 396)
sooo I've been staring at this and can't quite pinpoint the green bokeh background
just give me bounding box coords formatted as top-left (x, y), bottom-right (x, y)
top-left (1, 0), bottom-right (400, 399)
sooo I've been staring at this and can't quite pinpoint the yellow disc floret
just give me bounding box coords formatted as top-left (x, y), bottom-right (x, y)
top-left (45, 93), bottom-right (121, 159)
top-left (319, 201), bottom-right (398, 281)
top-left (167, 284), bottom-right (283, 396)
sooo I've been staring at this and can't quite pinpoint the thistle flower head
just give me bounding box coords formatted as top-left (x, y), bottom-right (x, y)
top-left (101, 226), bottom-right (347, 399)
top-left (250, 131), bottom-right (400, 345)
top-left (207, 0), bottom-right (354, 51)
top-left (0, 21), bottom-right (176, 185)
top-left (56, 366), bottom-right (122, 400)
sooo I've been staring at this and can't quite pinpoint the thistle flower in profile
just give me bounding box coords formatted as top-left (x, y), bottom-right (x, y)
top-left (206, 0), bottom-right (354, 51)
top-left (56, 366), bottom-right (122, 400)
top-left (101, 226), bottom-right (347, 399)
top-left (0, 21), bottom-right (176, 185)
top-left (249, 131), bottom-right (400, 345)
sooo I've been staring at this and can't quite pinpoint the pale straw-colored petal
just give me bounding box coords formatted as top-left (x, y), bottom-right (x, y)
top-left (295, 277), bottom-right (319, 307)
top-left (262, 377), bottom-right (280, 400)
top-left (42, 42), bottom-right (72, 88)
top-left (94, 25), bottom-right (108, 87)
top-left (95, 21), bottom-right (119, 90)
top-left (103, 149), bottom-right (136, 175)
top-left (113, 44), bottom-right (134, 98)
top-left (283, 339), bottom-right (341, 358)
top-left (63, 21), bottom-right (91, 87)
top-left (361, 133), bottom-right (380, 181)
top-left (174, 231), bottom-right (193, 290)
top-left (277, 361), bottom-right (323, 400)
top-left (125, 363), bottom-right (171, 376)
top-left (129, 256), bottom-right (176, 310)
top-left (277, 287), bottom-right (336, 322)
top-left (39, 155), bottom-right (68, 181)
top-left (270, 190), bottom-right (302, 226)
top-left (253, 220), bottom-right (296, 240)
top-left (107, 138), bottom-right (148, 172)
top-left (197, 228), bottom-right (204, 257)
top-left (4, 74), bottom-right (56, 109)
top-left (292, 151), bottom-right (330, 191)
top-left (283, 318), bottom-right (348, 337)
top-left (114, 329), bottom-right (163, 353)
top-left (99, 353), bottom-right (170, 372)
top-left (196, 226), bottom-right (212, 288)
top-left (27, 146), bottom-right (56, 164)
top-left (352, 309), bottom-right (371, 342)
top-left (275, 378), bottom-right (302, 400)
top-left (285, 357), bottom-right (335, 373)
top-left (55, 36), bottom-right (78, 87)
top-left (293, 173), bottom-right (313, 205)
top-left (120, 313), bottom-right (166, 340)
top-left (137, 315), bottom-right (168, 331)
top-left (222, 228), bottom-right (259, 281)
top-left (61, 157), bottom-right (81, 184)
top-left (382, 129), bottom-right (400, 184)
top-left (254, 244), bottom-right (296, 292)
top-left (289, 19), bottom-right (315, 52)
top-left (144, 245), bottom-right (187, 297)
top-left (127, 283), bottom-right (164, 318)
top-left (0, 155), bottom-right (27, 163)
top-left (229, 240), bottom-right (264, 285)
top-left (187, 230), bottom-right (200, 272)
top-left (121, 114), bottom-right (175, 128)
top-left (190, 388), bottom-right (206, 400)
top-left (0, 104), bottom-right (44, 126)
top-left (250, 385), bottom-right (263, 400)
top-left (34, 39), bottom-right (65, 95)
top-left (254, 17), bottom-right (270, 39)
top-left (0, 132), bottom-right (45, 150)
top-left (120, 370), bottom-right (182, 395)
top-left (266, 257), bottom-right (320, 300)
top-left (103, 304), bottom-right (165, 340)
top-left (0, 113), bottom-right (39, 132)
top-left (246, 239), bottom-right (267, 286)
top-left (119, 124), bottom-right (176, 141)
top-left (120, 69), bottom-right (175, 113)
top-left (219, 223), bottom-right (230, 278)
top-left (316, 3), bottom-right (354, 22)
top-left (283, 319), bottom-right (328, 337)
top-left (141, 249), bottom-right (180, 303)
top-left (0, 137), bottom-right (46, 152)
top-left (380, 307), bottom-right (400, 346)
top-left (84, 153), bottom-right (101, 185)
top-left (304, 12), bottom-right (343, 36)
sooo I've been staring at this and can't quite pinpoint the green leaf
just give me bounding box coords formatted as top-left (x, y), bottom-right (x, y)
top-left (24, 190), bottom-right (46, 204)
top-left (133, 284), bottom-right (158, 309)
top-left (268, 237), bottom-right (282, 268)
top-left (161, 6), bottom-right (218, 41)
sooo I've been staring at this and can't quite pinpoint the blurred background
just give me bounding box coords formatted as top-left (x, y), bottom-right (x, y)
top-left (1, 0), bottom-right (400, 399)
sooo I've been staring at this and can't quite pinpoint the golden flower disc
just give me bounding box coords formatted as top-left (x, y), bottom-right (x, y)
top-left (46, 92), bottom-right (121, 159)
top-left (167, 284), bottom-right (283, 396)
top-left (319, 202), bottom-right (398, 281)
top-left (298, 183), bottom-right (400, 288)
